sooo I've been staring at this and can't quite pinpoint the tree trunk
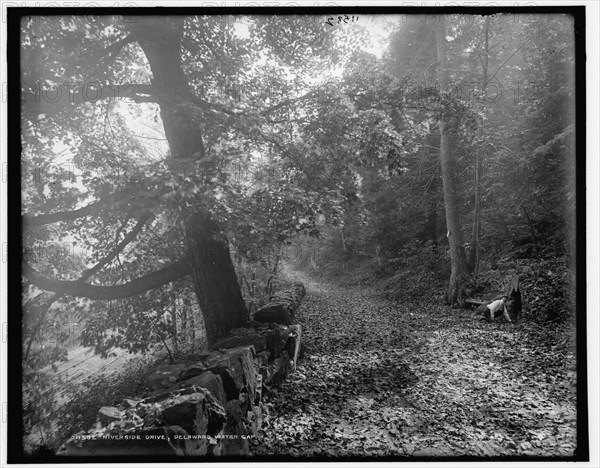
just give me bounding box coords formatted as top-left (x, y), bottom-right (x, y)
top-left (469, 152), bottom-right (483, 276)
top-left (185, 212), bottom-right (248, 343)
top-left (520, 204), bottom-right (539, 257)
top-left (170, 305), bottom-right (179, 351)
top-left (130, 17), bottom-right (248, 344)
top-left (436, 16), bottom-right (470, 305)
top-left (469, 17), bottom-right (490, 277)
top-left (181, 305), bottom-right (188, 346)
top-left (505, 274), bottom-right (522, 321)
top-left (425, 133), bottom-right (439, 246)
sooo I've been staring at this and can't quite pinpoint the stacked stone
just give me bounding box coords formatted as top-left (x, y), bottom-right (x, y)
top-left (252, 282), bottom-right (306, 325)
top-left (57, 284), bottom-right (304, 457)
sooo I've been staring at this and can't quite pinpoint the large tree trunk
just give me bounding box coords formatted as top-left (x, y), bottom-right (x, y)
top-left (130, 17), bottom-right (247, 344)
top-left (186, 212), bottom-right (248, 342)
top-left (436, 17), bottom-right (470, 305)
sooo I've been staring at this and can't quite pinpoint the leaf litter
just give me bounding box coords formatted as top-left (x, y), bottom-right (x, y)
top-left (253, 268), bottom-right (577, 458)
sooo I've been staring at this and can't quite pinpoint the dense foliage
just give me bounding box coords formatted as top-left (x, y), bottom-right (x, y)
top-left (19, 12), bottom-right (577, 454)
top-left (288, 13), bottom-right (576, 313)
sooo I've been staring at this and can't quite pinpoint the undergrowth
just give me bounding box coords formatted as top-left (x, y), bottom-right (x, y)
top-left (291, 240), bottom-right (576, 324)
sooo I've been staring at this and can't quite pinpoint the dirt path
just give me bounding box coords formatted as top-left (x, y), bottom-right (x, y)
top-left (253, 266), bottom-right (577, 458)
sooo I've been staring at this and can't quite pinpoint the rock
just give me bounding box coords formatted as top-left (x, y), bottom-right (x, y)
top-left (264, 324), bottom-right (290, 360)
top-left (265, 351), bottom-right (290, 386)
top-left (56, 425), bottom-right (191, 456)
top-left (247, 404), bottom-right (262, 437)
top-left (271, 283), bottom-right (305, 302)
top-left (211, 398), bottom-right (251, 456)
top-left (97, 406), bottom-right (122, 426)
top-left (148, 363), bottom-right (189, 390)
top-left (144, 371), bottom-right (227, 417)
top-left (253, 373), bottom-right (263, 406)
top-left (133, 399), bottom-right (166, 428)
top-left (144, 383), bottom-right (202, 404)
top-left (253, 283), bottom-right (305, 325)
top-left (160, 395), bottom-right (201, 433)
top-left (141, 383), bottom-right (227, 435)
top-left (176, 363), bottom-right (209, 382)
top-left (59, 313), bottom-right (307, 457)
top-left (160, 389), bottom-right (226, 436)
top-left (253, 306), bottom-right (292, 325)
top-left (121, 399), bottom-right (139, 409)
top-left (214, 324), bottom-right (289, 361)
top-left (211, 328), bottom-right (268, 353)
top-left (253, 350), bottom-right (270, 369)
top-left (235, 322), bottom-right (294, 356)
top-left (178, 371), bottom-right (227, 409)
top-left (109, 419), bottom-right (136, 431)
top-left (402, 442), bottom-right (415, 455)
top-left (201, 346), bottom-right (257, 403)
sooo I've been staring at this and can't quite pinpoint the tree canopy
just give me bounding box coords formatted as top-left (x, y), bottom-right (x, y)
top-left (21, 11), bottom-right (577, 361)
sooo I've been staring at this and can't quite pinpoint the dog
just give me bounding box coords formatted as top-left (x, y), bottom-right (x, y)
top-left (477, 296), bottom-right (512, 323)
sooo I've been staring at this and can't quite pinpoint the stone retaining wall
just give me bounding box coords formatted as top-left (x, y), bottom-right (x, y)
top-left (57, 283), bottom-right (305, 457)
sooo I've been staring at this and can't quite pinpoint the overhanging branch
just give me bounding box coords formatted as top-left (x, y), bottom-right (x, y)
top-left (24, 260), bottom-right (191, 300)
top-left (23, 200), bottom-right (104, 228)
top-left (22, 83), bottom-right (157, 125)
top-left (24, 215), bottom-right (150, 360)
top-left (260, 90), bottom-right (318, 117)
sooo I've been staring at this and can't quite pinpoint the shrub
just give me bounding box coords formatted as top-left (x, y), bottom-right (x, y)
top-left (476, 256), bottom-right (575, 323)
top-left (382, 240), bottom-right (450, 302)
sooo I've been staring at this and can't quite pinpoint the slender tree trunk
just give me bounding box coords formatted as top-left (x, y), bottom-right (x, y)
top-left (272, 243), bottom-right (283, 275)
top-left (436, 16), bottom-right (470, 305)
top-left (130, 18), bottom-right (247, 344)
top-left (171, 305), bottom-right (179, 351)
top-left (469, 17), bottom-right (490, 277)
top-left (520, 204), bottom-right (539, 257)
top-left (470, 153), bottom-right (483, 275)
top-left (181, 306), bottom-right (188, 346)
top-left (425, 133), bottom-right (439, 246)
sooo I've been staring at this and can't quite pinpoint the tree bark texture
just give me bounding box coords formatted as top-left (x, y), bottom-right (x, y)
top-left (130, 17), bottom-right (247, 343)
top-left (185, 212), bottom-right (248, 343)
top-left (469, 16), bottom-right (490, 276)
top-left (24, 260), bottom-right (190, 300)
top-left (422, 132), bottom-right (439, 246)
top-left (436, 17), bottom-right (470, 305)
top-left (505, 274), bottom-right (522, 321)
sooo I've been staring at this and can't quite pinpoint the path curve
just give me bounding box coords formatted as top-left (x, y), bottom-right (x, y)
top-left (253, 265), bottom-right (577, 458)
